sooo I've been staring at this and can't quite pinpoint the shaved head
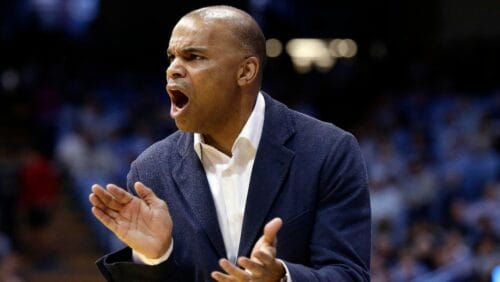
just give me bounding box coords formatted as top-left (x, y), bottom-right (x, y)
top-left (182, 5), bottom-right (267, 78)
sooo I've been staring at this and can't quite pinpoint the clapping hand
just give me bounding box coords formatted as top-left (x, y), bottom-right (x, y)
top-left (89, 181), bottom-right (173, 259)
top-left (211, 218), bottom-right (285, 282)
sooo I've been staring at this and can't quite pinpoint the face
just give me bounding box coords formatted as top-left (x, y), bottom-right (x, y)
top-left (166, 16), bottom-right (248, 135)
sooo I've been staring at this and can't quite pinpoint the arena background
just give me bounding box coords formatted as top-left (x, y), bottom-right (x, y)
top-left (1, 0), bottom-right (499, 281)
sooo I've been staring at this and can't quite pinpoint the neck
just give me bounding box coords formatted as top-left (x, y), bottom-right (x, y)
top-left (203, 93), bottom-right (257, 156)
top-left (203, 134), bottom-right (234, 156)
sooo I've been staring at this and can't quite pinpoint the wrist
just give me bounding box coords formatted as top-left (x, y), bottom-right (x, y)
top-left (276, 259), bottom-right (291, 282)
top-left (133, 239), bottom-right (173, 265)
top-left (155, 237), bottom-right (173, 259)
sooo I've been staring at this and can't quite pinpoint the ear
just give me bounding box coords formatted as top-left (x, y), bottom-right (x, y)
top-left (237, 56), bottom-right (259, 86)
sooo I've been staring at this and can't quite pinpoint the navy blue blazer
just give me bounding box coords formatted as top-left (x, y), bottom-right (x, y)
top-left (96, 93), bottom-right (371, 281)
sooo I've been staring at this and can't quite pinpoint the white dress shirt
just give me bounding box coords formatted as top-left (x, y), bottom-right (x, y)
top-left (133, 93), bottom-right (291, 281)
top-left (193, 92), bottom-right (265, 263)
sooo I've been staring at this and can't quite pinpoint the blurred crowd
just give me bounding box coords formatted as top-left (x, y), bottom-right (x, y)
top-left (360, 91), bottom-right (500, 281)
top-left (1, 61), bottom-right (499, 281)
top-left (0, 64), bottom-right (176, 280)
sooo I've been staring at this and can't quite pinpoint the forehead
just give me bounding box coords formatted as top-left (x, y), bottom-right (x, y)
top-left (168, 17), bottom-right (236, 52)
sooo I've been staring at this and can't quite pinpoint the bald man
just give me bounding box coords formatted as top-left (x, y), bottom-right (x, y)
top-left (89, 5), bottom-right (371, 282)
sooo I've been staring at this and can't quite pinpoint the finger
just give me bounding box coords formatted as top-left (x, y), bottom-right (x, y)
top-left (89, 193), bottom-right (107, 210)
top-left (218, 258), bottom-right (251, 280)
top-left (237, 256), bottom-right (264, 277)
top-left (91, 184), bottom-right (124, 211)
top-left (107, 184), bottom-right (134, 205)
top-left (91, 206), bottom-right (119, 234)
top-left (210, 271), bottom-right (233, 282)
top-left (263, 217), bottom-right (283, 245)
top-left (253, 246), bottom-right (276, 266)
top-left (134, 182), bottom-right (164, 208)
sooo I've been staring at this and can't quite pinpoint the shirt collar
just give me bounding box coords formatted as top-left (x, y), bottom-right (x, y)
top-left (194, 92), bottom-right (265, 159)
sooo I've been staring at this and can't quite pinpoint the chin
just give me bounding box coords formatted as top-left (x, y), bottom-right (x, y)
top-left (174, 120), bottom-right (195, 133)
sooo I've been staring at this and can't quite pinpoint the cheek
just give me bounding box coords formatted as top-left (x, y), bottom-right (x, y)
top-left (192, 75), bottom-right (222, 99)
top-left (189, 65), bottom-right (238, 104)
top-left (189, 68), bottom-right (216, 91)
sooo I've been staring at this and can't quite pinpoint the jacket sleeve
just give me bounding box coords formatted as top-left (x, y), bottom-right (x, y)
top-left (285, 133), bottom-right (371, 281)
top-left (96, 247), bottom-right (179, 282)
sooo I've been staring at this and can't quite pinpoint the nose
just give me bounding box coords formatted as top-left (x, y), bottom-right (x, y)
top-left (166, 57), bottom-right (186, 80)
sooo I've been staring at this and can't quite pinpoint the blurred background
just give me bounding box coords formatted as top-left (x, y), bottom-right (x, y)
top-left (1, 0), bottom-right (499, 281)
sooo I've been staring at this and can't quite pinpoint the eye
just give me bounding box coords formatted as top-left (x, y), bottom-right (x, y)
top-left (187, 54), bottom-right (204, 61)
top-left (167, 54), bottom-right (175, 63)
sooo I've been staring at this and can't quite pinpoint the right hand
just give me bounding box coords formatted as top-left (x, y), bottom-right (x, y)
top-left (89, 181), bottom-right (173, 259)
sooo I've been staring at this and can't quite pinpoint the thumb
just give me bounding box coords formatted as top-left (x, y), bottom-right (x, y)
top-left (134, 182), bottom-right (161, 206)
top-left (263, 217), bottom-right (283, 245)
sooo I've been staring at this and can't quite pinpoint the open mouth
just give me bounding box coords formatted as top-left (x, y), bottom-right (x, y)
top-left (170, 89), bottom-right (189, 109)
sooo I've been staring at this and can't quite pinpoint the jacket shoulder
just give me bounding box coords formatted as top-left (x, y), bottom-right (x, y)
top-left (288, 107), bottom-right (354, 145)
top-left (133, 130), bottom-right (184, 166)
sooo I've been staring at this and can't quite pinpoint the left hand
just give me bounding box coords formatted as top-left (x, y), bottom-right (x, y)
top-left (211, 218), bottom-right (285, 282)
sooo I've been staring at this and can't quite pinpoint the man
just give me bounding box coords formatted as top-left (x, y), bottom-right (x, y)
top-left (89, 5), bottom-right (371, 281)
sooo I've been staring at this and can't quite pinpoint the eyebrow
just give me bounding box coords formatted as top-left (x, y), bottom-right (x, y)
top-left (167, 46), bottom-right (208, 55)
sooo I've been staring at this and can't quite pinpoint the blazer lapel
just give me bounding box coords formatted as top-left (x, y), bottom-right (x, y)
top-left (238, 94), bottom-right (295, 257)
top-left (172, 133), bottom-right (226, 258)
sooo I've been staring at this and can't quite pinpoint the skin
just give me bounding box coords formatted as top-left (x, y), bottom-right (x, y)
top-left (166, 10), bottom-right (259, 156)
top-left (89, 6), bottom-right (285, 281)
top-left (89, 182), bottom-right (172, 259)
top-left (211, 218), bottom-right (285, 281)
